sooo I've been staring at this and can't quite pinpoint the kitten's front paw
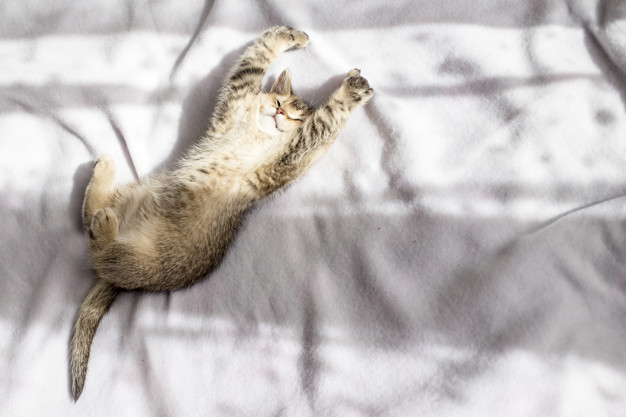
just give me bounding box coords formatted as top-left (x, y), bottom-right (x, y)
top-left (343, 69), bottom-right (374, 105)
top-left (266, 26), bottom-right (309, 49)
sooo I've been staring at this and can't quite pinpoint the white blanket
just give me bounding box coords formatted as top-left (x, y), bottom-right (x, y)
top-left (2, 0), bottom-right (626, 415)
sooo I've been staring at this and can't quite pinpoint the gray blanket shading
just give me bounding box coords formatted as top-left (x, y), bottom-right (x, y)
top-left (1, 0), bottom-right (626, 415)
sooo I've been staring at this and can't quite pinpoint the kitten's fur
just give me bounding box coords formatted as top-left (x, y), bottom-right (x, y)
top-left (70, 26), bottom-right (373, 400)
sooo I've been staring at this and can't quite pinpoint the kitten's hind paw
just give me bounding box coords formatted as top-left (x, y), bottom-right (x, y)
top-left (343, 69), bottom-right (374, 105)
top-left (89, 207), bottom-right (119, 248)
top-left (93, 154), bottom-right (115, 183)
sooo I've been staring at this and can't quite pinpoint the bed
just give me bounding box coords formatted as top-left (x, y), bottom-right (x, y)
top-left (2, 0), bottom-right (626, 415)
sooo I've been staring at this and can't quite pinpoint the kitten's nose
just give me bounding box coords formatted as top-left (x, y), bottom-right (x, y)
top-left (276, 107), bottom-right (284, 115)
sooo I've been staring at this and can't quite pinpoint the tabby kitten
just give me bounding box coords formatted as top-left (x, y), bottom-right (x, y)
top-left (70, 26), bottom-right (373, 400)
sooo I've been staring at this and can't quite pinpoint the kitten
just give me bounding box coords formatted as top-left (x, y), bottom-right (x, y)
top-left (70, 26), bottom-right (373, 400)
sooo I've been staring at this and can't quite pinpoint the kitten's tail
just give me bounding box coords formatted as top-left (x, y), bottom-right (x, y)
top-left (70, 278), bottom-right (119, 400)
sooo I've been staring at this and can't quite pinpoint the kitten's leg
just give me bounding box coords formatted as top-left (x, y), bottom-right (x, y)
top-left (292, 69), bottom-right (373, 162)
top-left (226, 26), bottom-right (309, 94)
top-left (88, 207), bottom-right (119, 250)
top-left (82, 154), bottom-right (116, 232)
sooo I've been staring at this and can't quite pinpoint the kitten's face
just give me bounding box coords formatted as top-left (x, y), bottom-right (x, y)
top-left (256, 69), bottom-right (313, 135)
top-left (257, 93), bottom-right (311, 135)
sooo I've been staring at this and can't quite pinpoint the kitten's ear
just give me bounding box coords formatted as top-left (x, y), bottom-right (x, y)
top-left (270, 69), bottom-right (292, 95)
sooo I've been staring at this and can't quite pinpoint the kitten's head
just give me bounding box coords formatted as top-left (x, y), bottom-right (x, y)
top-left (257, 69), bottom-right (313, 135)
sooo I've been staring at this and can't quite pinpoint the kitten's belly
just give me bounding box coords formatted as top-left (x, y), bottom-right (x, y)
top-left (138, 204), bottom-right (244, 291)
top-left (106, 178), bottom-right (247, 291)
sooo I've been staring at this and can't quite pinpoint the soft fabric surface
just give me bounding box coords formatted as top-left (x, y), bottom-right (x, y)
top-left (2, 1), bottom-right (626, 415)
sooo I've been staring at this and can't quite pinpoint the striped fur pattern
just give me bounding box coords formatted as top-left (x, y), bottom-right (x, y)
top-left (70, 26), bottom-right (373, 400)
